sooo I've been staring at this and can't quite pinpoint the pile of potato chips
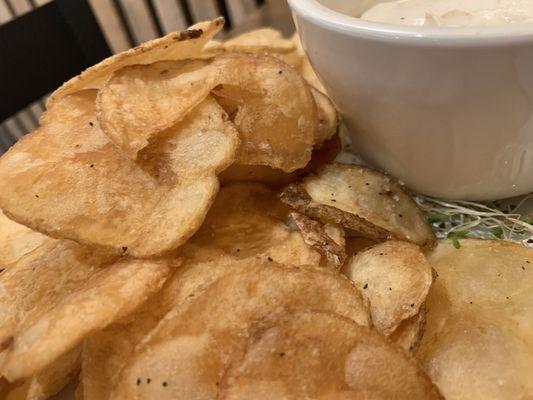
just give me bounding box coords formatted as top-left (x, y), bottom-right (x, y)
top-left (0, 18), bottom-right (531, 400)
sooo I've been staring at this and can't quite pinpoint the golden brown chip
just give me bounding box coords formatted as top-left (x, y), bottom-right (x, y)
top-left (222, 28), bottom-right (296, 53)
top-left (79, 256), bottom-right (243, 400)
top-left (219, 133), bottom-right (341, 187)
top-left (418, 312), bottom-right (533, 400)
top-left (390, 305), bottom-right (427, 352)
top-left (47, 18), bottom-right (224, 105)
top-left (0, 237), bottom-right (172, 382)
top-left (344, 241), bottom-right (433, 336)
top-left (111, 260), bottom-right (370, 399)
top-left (418, 239), bottom-right (533, 400)
top-left (98, 53), bottom-right (316, 171)
top-left (219, 310), bottom-right (441, 400)
top-left (0, 212), bottom-right (49, 269)
top-left (311, 86), bottom-right (338, 145)
top-left (0, 91), bottom-right (238, 256)
top-left (280, 163), bottom-right (435, 247)
top-left (8, 346), bottom-right (82, 400)
top-left (183, 183), bottom-right (321, 266)
top-left (287, 212), bottom-right (345, 269)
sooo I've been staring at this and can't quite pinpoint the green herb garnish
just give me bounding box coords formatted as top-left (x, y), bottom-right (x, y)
top-left (447, 230), bottom-right (469, 249)
top-left (490, 227), bottom-right (504, 239)
top-left (427, 213), bottom-right (445, 224)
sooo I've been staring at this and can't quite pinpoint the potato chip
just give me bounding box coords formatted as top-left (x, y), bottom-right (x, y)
top-left (219, 133), bottom-right (341, 187)
top-left (390, 305), bottom-right (426, 352)
top-left (222, 28), bottom-right (295, 53)
top-left (112, 260), bottom-right (370, 399)
top-left (80, 256), bottom-right (256, 400)
top-left (0, 237), bottom-right (172, 381)
top-left (183, 183), bottom-right (321, 266)
top-left (8, 346), bottom-right (82, 400)
top-left (0, 91), bottom-right (238, 256)
top-left (280, 163), bottom-right (435, 247)
top-left (311, 87), bottom-right (338, 145)
top-left (219, 310), bottom-right (441, 400)
top-left (287, 212), bottom-right (345, 269)
top-left (291, 33), bottom-right (327, 93)
top-left (418, 312), bottom-right (533, 400)
top-left (98, 53), bottom-right (316, 171)
top-left (0, 212), bottom-right (50, 269)
top-left (344, 241), bottom-right (433, 336)
top-left (47, 18), bottom-right (224, 105)
top-left (418, 239), bottom-right (533, 399)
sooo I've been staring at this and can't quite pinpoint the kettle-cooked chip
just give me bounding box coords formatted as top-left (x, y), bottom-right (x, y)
top-left (222, 28), bottom-right (296, 53)
top-left (344, 241), bottom-right (433, 336)
top-left (280, 163), bottom-right (435, 247)
top-left (5, 345), bottom-right (82, 400)
top-left (98, 53), bottom-right (316, 172)
top-left (80, 256), bottom-right (245, 400)
top-left (311, 87), bottom-right (338, 145)
top-left (219, 133), bottom-right (341, 187)
top-left (287, 211), bottom-right (345, 269)
top-left (184, 183), bottom-right (321, 266)
top-left (47, 18), bottom-right (224, 105)
top-left (390, 306), bottom-right (426, 352)
top-left (0, 91), bottom-right (238, 256)
top-left (219, 310), bottom-right (441, 400)
top-left (0, 212), bottom-right (49, 269)
top-left (418, 239), bottom-right (533, 400)
top-left (111, 261), bottom-right (370, 399)
top-left (0, 238), bottom-right (172, 382)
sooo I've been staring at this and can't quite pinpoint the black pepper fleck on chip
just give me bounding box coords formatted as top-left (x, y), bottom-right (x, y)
top-left (379, 253), bottom-right (384, 256)
top-left (122, 246), bottom-right (128, 252)
top-left (89, 122), bottom-right (94, 126)
top-left (162, 382), bottom-right (168, 387)
top-left (279, 352), bottom-right (285, 357)
top-left (35, 194), bottom-right (39, 198)
top-left (136, 378), bottom-right (141, 386)
top-left (363, 283), bottom-right (368, 289)
top-left (267, 256), bottom-right (273, 262)
top-left (147, 378), bottom-right (151, 384)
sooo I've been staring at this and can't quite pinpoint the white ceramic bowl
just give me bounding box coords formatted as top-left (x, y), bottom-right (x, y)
top-left (288, 0), bottom-right (533, 200)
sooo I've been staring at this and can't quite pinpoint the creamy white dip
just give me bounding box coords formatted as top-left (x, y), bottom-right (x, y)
top-left (360, 0), bottom-right (533, 27)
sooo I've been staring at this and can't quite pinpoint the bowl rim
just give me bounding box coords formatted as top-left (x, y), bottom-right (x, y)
top-left (288, 0), bottom-right (533, 45)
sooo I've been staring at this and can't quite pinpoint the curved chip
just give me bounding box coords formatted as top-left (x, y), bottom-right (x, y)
top-left (47, 18), bottom-right (224, 105)
top-left (219, 310), bottom-right (441, 400)
top-left (80, 256), bottom-right (243, 400)
top-left (222, 28), bottom-right (295, 53)
top-left (287, 212), bottom-right (345, 269)
top-left (0, 237), bottom-right (172, 382)
top-left (98, 53), bottom-right (316, 171)
top-left (0, 212), bottom-right (49, 269)
top-left (7, 346), bottom-right (82, 400)
top-left (0, 91), bottom-right (238, 256)
top-left (418, 239), bottom-right (533, 399)
top-left (344, 241), bottom-right (433, 336)
top-left (183, 183), bottom-right (321, 266)
top-left (219, 133), bottom-right (341, 187)
top-left (311, 86), bottom-right (338, 145)
top-left (390, 305), bottom-right (427, 352)
top-left (280, 163), bottom-right (435, 247)
top-left (418, 313), bottom-right (533, 400)
top-left (111, 260), bottom-right (370, 399)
